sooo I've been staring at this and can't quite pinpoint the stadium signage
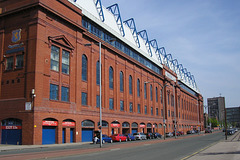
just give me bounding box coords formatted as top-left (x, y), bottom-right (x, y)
top-left (42, 121), bottom-right (58, 126)
top-left (62, 122), bottom-right (75, 127)
top-left (165, 71), bottom-right (176, 82)
top-left (2, 126), bottom-right (22, 129)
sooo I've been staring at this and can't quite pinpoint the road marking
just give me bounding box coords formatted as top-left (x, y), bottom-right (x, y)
top-left (110, 148), bottom-right (120, 151)
top-left (180, 141), bottom-right (218, 160)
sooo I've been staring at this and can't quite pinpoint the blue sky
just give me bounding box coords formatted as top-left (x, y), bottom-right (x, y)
top-left (102, 0), bottom-right (240, 107)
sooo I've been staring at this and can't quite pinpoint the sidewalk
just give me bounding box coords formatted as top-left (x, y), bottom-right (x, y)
top-left (186, 131), bottom-right (240, 160)
top-left (0, 142), bottom-right (90, 152)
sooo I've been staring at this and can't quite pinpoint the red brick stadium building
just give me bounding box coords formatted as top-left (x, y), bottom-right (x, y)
top-left (0, 0), bottom-right (203, 145)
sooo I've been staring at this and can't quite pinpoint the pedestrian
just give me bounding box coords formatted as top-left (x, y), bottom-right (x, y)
top-left (93, 136), bottom-right (98, 144)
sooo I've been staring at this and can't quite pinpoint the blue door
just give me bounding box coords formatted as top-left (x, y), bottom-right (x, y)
top-left (62, 128), bottom-right (65, 143)
top-left (42, 126), bottom-right (56, 145)
top-left (132, 129), bottom-right (137, 134)
top-left (81, 129), bottom-right (93, 142)
top-left (70, 128), bottom-right (74, 143)
top-left (1, 129), bottom-right (22, 145)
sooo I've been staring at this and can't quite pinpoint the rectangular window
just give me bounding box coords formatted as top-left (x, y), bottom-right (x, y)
top-left (137, 104), bottom-right (141, 114)
top-left (81, 92), bottom-right (87, 106)
top-left (150, 85), bottom-right (153, 101)
top-left (62, 50), bottom-right (69, 74)
top-left (151, 107), bottom-right (153, 115)
top-left (96, 95), bottom-right (100, 108)
top-left (120, 100), bottom-right (124, 111)
top-left (168, 94), bottom-right (170, 105)
top-left (50, 84), bottom-right (59, 100)
top-left (160, 90), bottom-right (163, 104)
top-left (161, 109), bottom-right (163, 117)
top-left (144, 83), bottom-right (147, 99)
top-left (6, 57), bottom-right (14, 70)
top-left (51, 45), bottom-right (60, 72)
top-left (16, 54), bottom-right (24, 69)
top-left (156, 108), bottom-right (159, 116)
top-left (109, 98), bottom-right (114, 110)
top-left (156, 88), bottom-right (158, 102)
top-left (145, 105), bottom-right (147, 114)
top-left (61, 86), bottom-right (69, 102)
top-left (129, 102), bottom-right (133, 113)
top-left (168, 110), bottom-right (170, 117)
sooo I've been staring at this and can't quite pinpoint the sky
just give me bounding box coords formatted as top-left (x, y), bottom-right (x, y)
top-left (101, 0), bottom-right (240, 108)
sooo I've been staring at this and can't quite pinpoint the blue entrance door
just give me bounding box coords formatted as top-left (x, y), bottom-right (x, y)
top-left (42, 126), bottom-right (56, 145)
top-left (82, 129), bottom-right (93, 142)
top-left (1, 129), bottom-right (22, 145)
top-left (132, 129), bottom-right (137, 134)
top-left (62, 128), bottom-right (66, 143)
top-left (70, 128), bottom-right (74, 143)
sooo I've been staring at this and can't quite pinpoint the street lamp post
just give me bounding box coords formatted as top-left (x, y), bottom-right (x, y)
top-left (172, 83), bottom-right (177, 139)
top-left (85, 39), bottom-right (115, 148)
top-left (224, 107), bottom-right (227, 140)
top-left (145, 81), bottom-right (168, 140)
top-left (84, 41), bottom-right (103, 148)
top-left (192, 98), bottom-right (200, 135)
top-left (197, 99), bottom-right (200, 135)
top-left (99, 42), bottom-right (103, 148)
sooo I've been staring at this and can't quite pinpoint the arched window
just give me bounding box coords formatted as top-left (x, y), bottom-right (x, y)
top-left (81, 120), bottom-right (94, 127)
top-left (160, 89), bottom-right (163, 103)
top-left (109, 66), bottom-right (113, 89)
top-left (82, 54), bottom-right (87, 81)
top-left (129, 75), bottom-right (132, 94)
top-left (150, 84), bottom-right (153, 101)
top-left (144, 82), bottom-right (147, 99)
top-left (137, 79), bottom-right (140, 97)
top-left (120, 71), bottom-right (124, 92)
top-left (156, 87), bottom-right (158, 102)
top-left (96, 61), bottom-right (100, 85)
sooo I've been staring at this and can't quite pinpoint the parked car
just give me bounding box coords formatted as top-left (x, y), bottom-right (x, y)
top-left (133, 132), bottom-right (147, 140)
top-left (145, 132), bottom-right (154, 139)
top-left (153, 132), bottom-right (162, 139)
top-left (110, 134), bottom-right (127, 142)
top-left (233, 128), bottom-right (238, 132)
top-left (227, 129), bottom-right (235, 135)
top-left (125, 133), bottom-right (136, 141)
top-left (205, 129), bottom-right (212, 133)
top-left (166, 132), bottom-right (173, 137)
top-left (178, 131), bottom-right (184, 135)
top-left (93, 134), bottom-right (113, 144)
top-left (187, 130), bottom-right (195, 134)
top-left (194, 130), bottom-right (199, 134)
top-left (172, 131), bottom-right (181, 136)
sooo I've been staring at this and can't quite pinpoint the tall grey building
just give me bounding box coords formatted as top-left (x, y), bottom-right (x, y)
top-left (226, 107), bottom-right (240, 127)
top-left (207, 97), bottom-right (225, 122)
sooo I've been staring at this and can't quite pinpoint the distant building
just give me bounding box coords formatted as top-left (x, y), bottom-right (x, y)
top-left (207, 97), bottom-right (225, 122)
top-left (226, 107), bottom-right (240, 128)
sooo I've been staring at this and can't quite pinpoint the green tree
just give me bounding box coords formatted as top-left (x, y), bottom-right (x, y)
top-left (208, 118), bottom-right (219, 127)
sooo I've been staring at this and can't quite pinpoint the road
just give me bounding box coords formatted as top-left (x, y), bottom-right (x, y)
top-left (0, 132), bottom-right (224, 160)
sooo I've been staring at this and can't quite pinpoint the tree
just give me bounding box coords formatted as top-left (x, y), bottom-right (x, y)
top-left (208, 118), bottom-right (219, 127)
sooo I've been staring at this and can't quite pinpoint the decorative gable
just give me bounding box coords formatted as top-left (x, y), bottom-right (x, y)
top-left (48, 35), bottom-right (74, 51)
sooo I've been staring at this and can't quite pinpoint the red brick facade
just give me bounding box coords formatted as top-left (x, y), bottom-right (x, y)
top-left (0, 0), bottom-right (203, 145)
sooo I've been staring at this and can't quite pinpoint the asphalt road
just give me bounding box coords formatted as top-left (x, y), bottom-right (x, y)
top-left (51, 132), bottom-right (224, 160)
top-left (0, 132), bottom-right (224, 160)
